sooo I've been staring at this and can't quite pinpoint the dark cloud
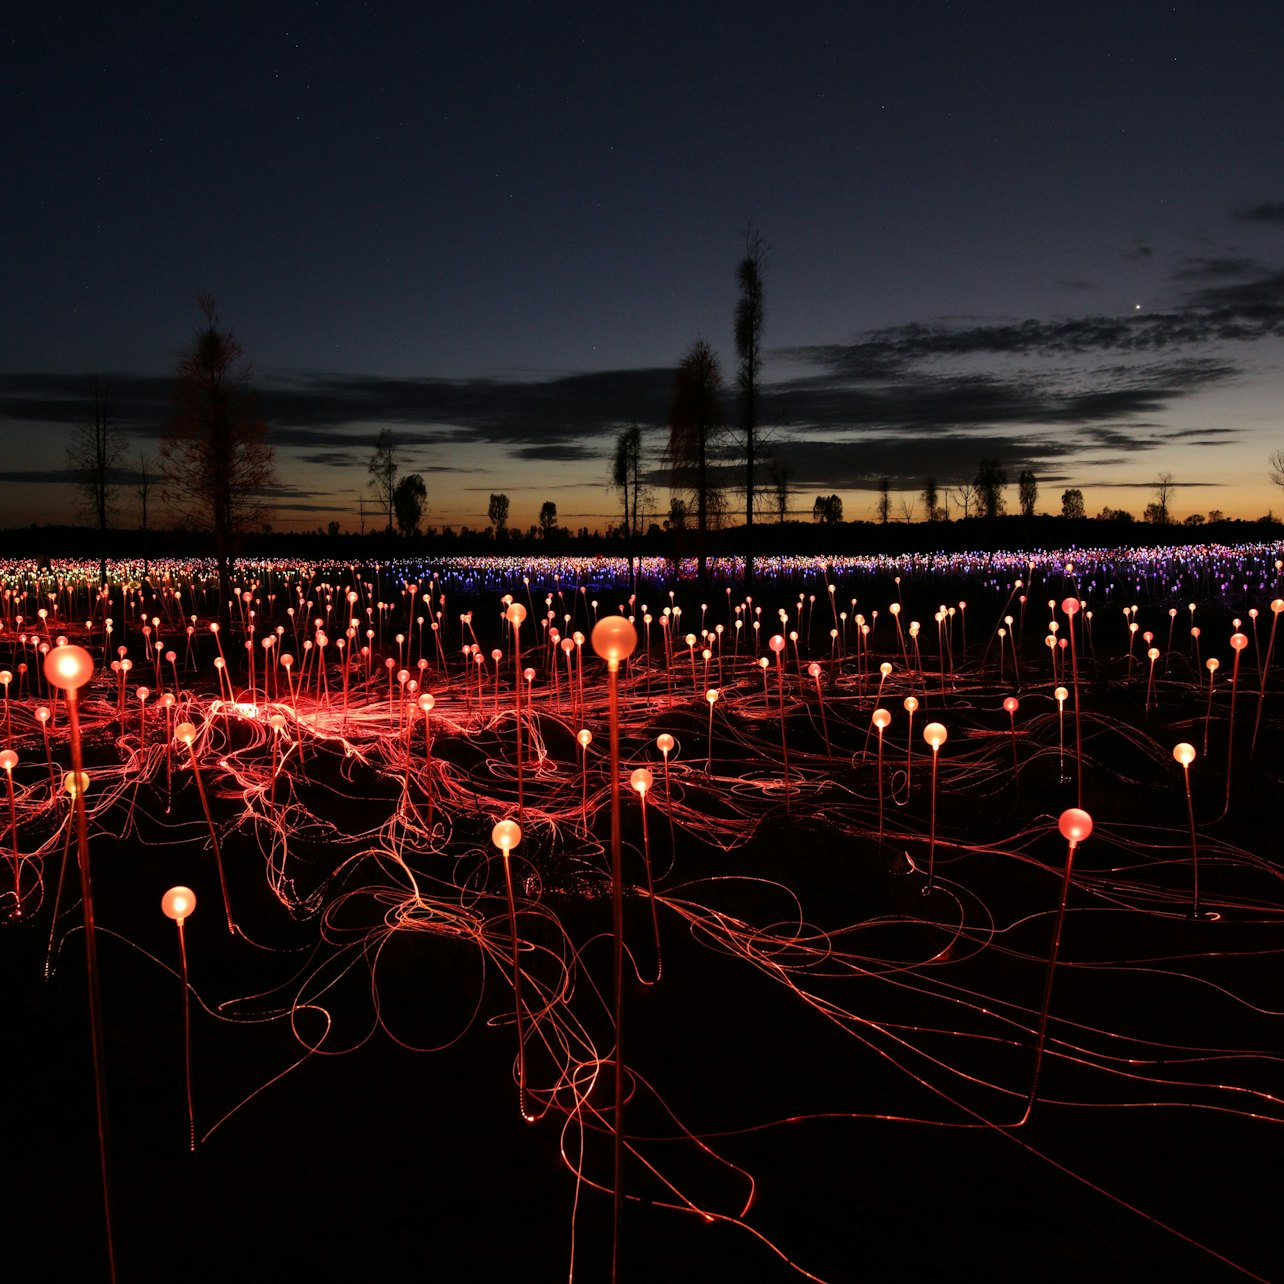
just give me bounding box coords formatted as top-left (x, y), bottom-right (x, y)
top-left (1122, 241), bottom-right (1154, 260)
top-left (2, 258), bottom-right (1279, 500)
top-left (1235, 201), bottom-right (1284, 224)
top-left (1170, 257), bottom-right (1261, 282)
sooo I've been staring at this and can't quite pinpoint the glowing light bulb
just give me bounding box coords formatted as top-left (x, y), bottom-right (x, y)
top-left (578, 729), bottom-right (592, 748)
top-left (871, 708), bottom-right (891, 730)
top-left (923, 722), bottom-right (947, 750)
top-left (1003, 696), bottom-right (1019, 714)
top-left (0, 750), bottom-right (17, 772)
top-left (656, 733), bottom-right (673, 755)
top-left (491, 819), bottom-right (521, 852)
top-left (161, 885), bottom-right (196, 924)
top-left (630, 767), bottom-right (653, 794)
top-left (175, 722), bottom-right (196, 745)
top-left (1058, 807), bottom-right (1092, 844)
top-left (1173, 742), bottom-right (1196, 767)
top-left (43, 645), bottom-right (93, 691)
top-left (903, 696), bottom-right (918, 714)
top-left (591, 616), bottom-right (637, 664)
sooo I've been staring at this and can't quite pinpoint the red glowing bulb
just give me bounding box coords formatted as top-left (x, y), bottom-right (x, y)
top-left (491, 819), bottom-right (521, 852)
top-left (43, 645), bottom-right (93, 691)
top-left (591, 615), bottom-right (637, 664)
top-left (161, 885), bottom-right (196, 923)
top-left (1058, 808), bottom-right (1093, 844)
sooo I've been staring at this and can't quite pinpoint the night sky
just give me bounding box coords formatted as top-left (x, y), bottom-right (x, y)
top-left (4, 2), bottom-right (1283, 533)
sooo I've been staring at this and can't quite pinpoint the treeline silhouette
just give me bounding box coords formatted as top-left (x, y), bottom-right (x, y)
top-left (5, 514), bottom-right (1279, 564)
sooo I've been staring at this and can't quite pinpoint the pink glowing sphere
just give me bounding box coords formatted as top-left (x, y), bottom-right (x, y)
top-left (768, 634), bottom-right (785, 653)
top-left (577, 729), bottom-right (592, 748)
top-left (1173, 742), bottom-right (1197, 767)
top-left (923, 722), bottom-right (947, 750)
top-left (1003, 697), bottom-right (1019, 714)
top-left (656, 733), bottom-right (674, 755)
top-left (268, 714), bottom-right (286, 732)
top-left (63, 770), bottom-right (89, 798)
top-left (808, 662), bottom-right (821, 678)
top-left (591, 616), bottom-right (637, 664)
top-left (1148, 647), bottom-right (1160, 660)
top-left (879, 662), bottom-right (892, 677)
top-left (161, 886), bottom-right (196, 923)
top-left (506, 603), bottom-right (527, 626)
top-left (491, 819), bottom-right (521, 852)
top-left (43, 645), bottom-right (93, 691)
top-left (418, 693), bottom-right (435, 712)
top-left (175, 722), bottom-right (197, 745)
top-left (1230, 633), bottom-right (1248, 651)
top-left (1272, 599), bottom-right (1284, 615)
top-left (630, 767), bottom-right (653, 794)
top-left (0, 750), bottom-right (17, 772)
top-left (903, 696), bottom-right (919, 714)
top-left (871, 708), bottom-right (891, 730)
top-left (1061, 598), bottom-right (1080, 616)
top-left (1058, 808), bottom-right (1093, 844)
top-left (1054, 686), bottom-right (1068, 704)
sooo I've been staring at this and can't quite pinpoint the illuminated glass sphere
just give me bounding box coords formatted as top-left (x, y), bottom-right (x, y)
top-left (591, 616), bottom-right (637, 663)
top-left (491, 819), bottom-right (521, 852)
top-left (656, 733), bottom-right (674, 755)
top-left (1058, 808), bottom-right (1093, 844)
top-left (268, 714), bottom-right (286, 732)
top-left (923, 722), bottom-right (948, 749)
top-left (1173, 742), bottom-right (1197, 767)
top-left (808, 662), bottom-right (821, 678)
top-left (871, 708), bottom-right (891, 730)
top-left (0, 750), bottom-right (17, 772)
top-left (630, 767), bottom-right (653, 794)
top-left (161, 886), bottom-right (196, 923)
top-left (1054, 686), bottom-right (1068, 703)
top-left (506, 603), bottom-right (527, 626)
top-left (1003, 697), bottom-right (1018, 714)
top-left (705, 688), bottom-right (719, 704)
top-left (1230, 633), bottom-right (1248, 651)
top-left (43, 645), bottom-right (93, 691)
top-left (175, 722), bottom-right (197, 745)
top-left (577, 729), bottom-right (592, 748)
top-left (63, 770), bottom-right (90, 798)
top-left (903, 696), bottom-right (918, 714)
top-left (418, 693), bottom-right (435, 712)
top-left (768, 634), bottom-right (785, 653)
